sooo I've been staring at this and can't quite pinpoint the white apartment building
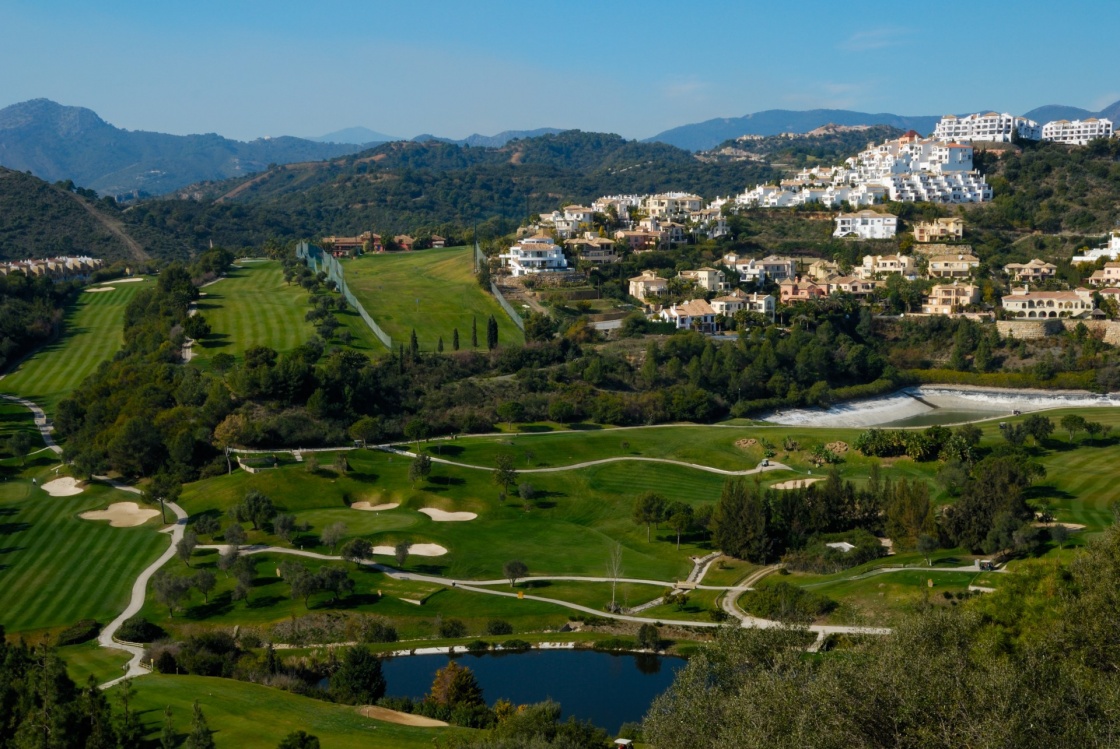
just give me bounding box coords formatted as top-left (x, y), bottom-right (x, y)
top-left (933, 112), bottom-right (1041, 143)
top-left (592, 195), bottom-right (643, 218)
top-left (834, 210), bottom-right (898, 240)
top-left (1042, 118), bottom-right (1113, 145)
top-left (644, 192), bottom-right (703, 220)
top-left (499, 235), bottom-right (569, 276)
top-left (1072, 231), bottom-right (1120, 264)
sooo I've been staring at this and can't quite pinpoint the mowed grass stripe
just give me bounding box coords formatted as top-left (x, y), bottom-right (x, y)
top-left (344, 247), bottom-right (524, 350)
top-left (0, 280), bottom-right (150, 416)
top-left (0, 483), bottom-right (167, 633)
top-left (193, 262), bottom-right (315, 365)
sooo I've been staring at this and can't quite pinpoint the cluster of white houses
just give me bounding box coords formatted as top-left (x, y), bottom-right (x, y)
top-left (533, 192), bottom-right (728, 251)
top-left (0, 256), bottom-right (103, 279)
top-left (736, 131), bottom-right (993, 208)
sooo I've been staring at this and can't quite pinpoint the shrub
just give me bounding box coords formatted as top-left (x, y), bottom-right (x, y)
top-left (56, 619), bottom-right (100, 647)
top-left (499, 639), bottom-right (531, 651)
top-left (593, 637), bottom-right (638, 652)
top-left (741, 581), bottom-right (835, 624)
top-left (466, 640), bottom-right (490, 653)
top-left (486, 619), bottom-right (513, 636)
top-left (116, 616), bottom-right (166, 644)
top-left (439, 618), bottom-right (468, 638)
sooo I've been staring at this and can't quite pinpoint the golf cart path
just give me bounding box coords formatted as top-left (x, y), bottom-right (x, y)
top-left (383, 446), bottom-right (790, 477)
top-left (0, 392), bottom-right (62, 454)
top-left (202, 544), bottom-right (889, 636)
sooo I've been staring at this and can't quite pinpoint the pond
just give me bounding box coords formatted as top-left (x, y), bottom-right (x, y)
top-left (380, 649), bottom-right (685, 734)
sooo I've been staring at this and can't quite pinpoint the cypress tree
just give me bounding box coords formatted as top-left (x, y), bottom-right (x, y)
top-left (437, 336), bottom-right (444, 353)
top-left (409, 329), bottom-right (419, 360)
top-left (453, 328), bottom-right (460, 351)
top-left (161, 706), bottom-right (176, 749)
top-left (471, 317), bottom-right (478, 347)
top-left (487, 315), bottom-right (498, 350)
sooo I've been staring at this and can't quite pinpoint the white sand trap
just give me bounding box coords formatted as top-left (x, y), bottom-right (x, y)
top-left (372, 543), bottom-right (448, 557)
top-left (771, 478), bottom-right (824, 490)
top-left (102, 277), bottom-right (145, 284)
top-left (41, 477), bottom-right (85, 496)
top-left (1035, 521), bottom-right (1086, 531)
top-left (419, 508), bottom-right (477, 522)
top-left (351, 501), bottom-right (400, 512)
top-left (84, 287), bottom-right (116, 293)
top-left (80, 502), bottom-right (161, 527)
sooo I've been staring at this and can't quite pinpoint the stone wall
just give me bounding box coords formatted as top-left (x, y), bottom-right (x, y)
top-left (996, 320), bottom-right (1062, 340)
top-left (997, 318), bottom-right (1120, 345)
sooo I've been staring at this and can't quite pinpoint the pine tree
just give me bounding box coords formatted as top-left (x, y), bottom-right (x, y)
top-left (437, 336), bottom-right (444, 353)
top-left (452, 328), bottom-right (460, 350)
top-left (471, 317), bottom-right (478, 347)
top-left (117, 679), bottom-right (144, 749)
top-left (161, 705), bottom-right (176, 749)
top-left (184, 700), bottom-right (215, 749)
top-left (398, 344), bottom-right (405, 373)
top-left (81, 675), bottom-right (120, 749)
top-left (409, 329), bottom-right (419, 360)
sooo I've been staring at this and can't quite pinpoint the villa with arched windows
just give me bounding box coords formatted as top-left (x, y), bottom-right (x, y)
top-left (1001, 288), bottom-right (1094, 318)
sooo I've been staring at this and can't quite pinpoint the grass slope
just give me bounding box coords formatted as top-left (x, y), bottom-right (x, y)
top-left (123, 675), bottom-right (466, 748)
top-left (0, 456), bottom-right (167, 634)
top-left (0, 279), bottom-right (151, 415)
top-left (193, 261), bottom-right (315, 365)
top-left (344, 247), bottom-right (523, 350)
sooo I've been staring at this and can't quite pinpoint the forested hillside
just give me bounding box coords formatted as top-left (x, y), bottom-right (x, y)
top-left (0, 167), bottom-right (150, 262)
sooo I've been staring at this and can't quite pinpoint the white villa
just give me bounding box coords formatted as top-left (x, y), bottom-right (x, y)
top-left (722, 254), bottom-right (797, 284)
top-left (1042, 118), bottom-right (1113, 145)
top-left (1072, 231), bottom-right (1120, 264)
top-left (857, 253), bottom-right (917, 279)
top-left (1002, 288), bottom-right (1094, 318)
top-left (499, 235), bottom-right (569, 276)
top-left (834, 210), bottom-right (898, 240)
top-left (933, 112), bottom-right (1041, 143)
top-left (928, 253), bottom-right (980, 279)
top-left (644, 192), bottom-right (703, 220)
top-left (679, 267), bottom-right (730, 293)
top-left (922, 283), bottom-right (979, 315)
top-left (1005, 259), bottom-right (1057, 283)
top-left (710, 289), bottom-right (775, 317)
top-left (659, 299), bottom-right (718, 333)
top-left (628, 271), bottom-right (668, 300)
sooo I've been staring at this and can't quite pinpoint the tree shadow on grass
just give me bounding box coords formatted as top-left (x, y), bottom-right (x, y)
top-left (524, 579), bottom-right (551, 589)
top-left (412, 563), bottom-right (447, 576)
top-left (567, 423), bottom-right (603, 431)
top-left (517, 425), bottom-right (554, 433)
top-left (246, 594), bottom-right (285, 610)
top-left (428, 476), bottom-right (464, 488)
top-left (425, 445), bottom-right (464, 458)
top-left (1025, 485), bottom-right (1075, 502)
top-left (0, 521), bottom-right (30, 535)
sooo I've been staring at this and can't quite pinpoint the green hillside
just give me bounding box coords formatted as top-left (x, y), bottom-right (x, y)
top-left (343, 246), bottom-right (523, 350)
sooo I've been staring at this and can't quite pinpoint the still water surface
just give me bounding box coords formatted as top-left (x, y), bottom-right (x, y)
top-left (381, 649), bottom-right (685, 733)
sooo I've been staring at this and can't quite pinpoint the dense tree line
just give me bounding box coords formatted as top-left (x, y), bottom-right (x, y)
top-left (0, 269), bottom-right (79, 372)
top-left (645, 521), bottom-right (1120, 748)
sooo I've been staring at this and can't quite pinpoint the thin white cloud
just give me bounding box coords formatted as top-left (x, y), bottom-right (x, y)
top-left (838, 27), bottom-right (911, 52)
top-left (662, 76), bottom-right (713, 101)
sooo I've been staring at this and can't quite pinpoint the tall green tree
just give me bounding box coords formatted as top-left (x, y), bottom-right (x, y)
top-left (633, 492), bottom-right (668, 542)
top-left (330, 646), bottom-right (386, 705)
top-left (184, 700), bottom-right (215, 749)
top-left (713, 478), bottom-right (769, 562)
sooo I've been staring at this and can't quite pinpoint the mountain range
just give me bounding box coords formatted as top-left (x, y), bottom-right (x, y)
top-left (4, 97), bottom-right (1120, 198)
top-left (0, 99), bottom-right (363, 197)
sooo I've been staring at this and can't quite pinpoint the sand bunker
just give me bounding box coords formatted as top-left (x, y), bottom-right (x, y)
top-left (80, 502), bottom-right (161, 527)
top-left (826, 441), bottom-right (849, 454)
top-left (372, 543), bottom-right (448, 557)
top-left (84, 287), bottom-right (116, 293)
top-left (359, 705), bottom-right (447, 727)
top-left (419, 508), bottom-right (477, 522)
top-left (41, 477), bottom-right (85, 496)
top-left (771, 478), bottom-right (824, 490)
top-left (1035, 521), bottom-right (1086, 531)
top-left (735, 438), bottom-right (758, 449)
top-left (102, 277), bottom-right (145, 284)
top-left (351, 501), bottom-right (400, 512)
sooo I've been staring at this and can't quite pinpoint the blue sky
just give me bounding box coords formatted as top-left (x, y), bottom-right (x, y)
top-left (2, 0), bottom-right (1117, 141)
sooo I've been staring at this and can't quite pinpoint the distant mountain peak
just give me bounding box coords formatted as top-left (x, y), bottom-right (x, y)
top-left (307, 126), bottom-right (398, 145)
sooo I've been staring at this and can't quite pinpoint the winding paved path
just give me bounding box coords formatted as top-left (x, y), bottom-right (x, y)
top-left (0, 393), bottom-right (62, 454)
top-left (382, 446), bottom-right (790, 477)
